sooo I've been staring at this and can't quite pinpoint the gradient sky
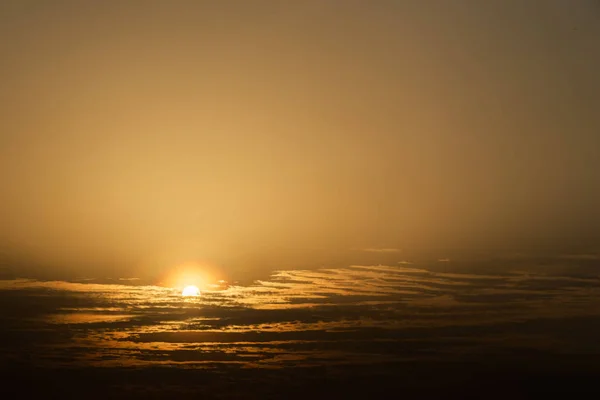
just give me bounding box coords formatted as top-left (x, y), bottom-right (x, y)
top-left (1, 0), bottom-right (599, 280)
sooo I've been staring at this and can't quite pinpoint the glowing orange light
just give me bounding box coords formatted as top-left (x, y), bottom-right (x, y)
top-left (181, 285), bottom-right (200, 296)
top-left (161, 261), bottom-right (224, 293)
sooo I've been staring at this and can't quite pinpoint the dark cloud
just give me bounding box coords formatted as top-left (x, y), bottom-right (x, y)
top-left (3, 262), bottom-right (600, 397)
top-left (2, 262), bottom-right (600, 371)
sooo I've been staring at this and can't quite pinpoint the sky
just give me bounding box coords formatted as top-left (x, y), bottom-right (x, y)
top-left (1, 0), bottom-right (599, 281)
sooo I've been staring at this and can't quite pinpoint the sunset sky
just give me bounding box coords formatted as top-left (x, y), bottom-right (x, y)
top-left (1, 1), bottom-right (600, 398)
top-left (2, 0), bottom-right (600, 281)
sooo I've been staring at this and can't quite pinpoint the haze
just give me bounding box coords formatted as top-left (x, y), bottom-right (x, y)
top-left (1, 0), bottom-right (599, 281)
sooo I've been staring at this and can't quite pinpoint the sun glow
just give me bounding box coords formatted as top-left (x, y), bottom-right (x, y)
top-left (181, 285), bottom-right (200, 297)
top-left (161, 261), bottom-right (226, 295)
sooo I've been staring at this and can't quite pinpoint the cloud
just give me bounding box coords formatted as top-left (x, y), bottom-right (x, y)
top-left (2, 261), bottom-right (600, 373)
top-left (558, 254), bottom-right (599, 260)
top-left (361, 248), bottom-right (401, 253)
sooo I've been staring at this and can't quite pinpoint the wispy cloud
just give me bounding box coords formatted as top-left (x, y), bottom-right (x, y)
top-left (361, 248), bottom-right (401, 253)
top-left (558, 254), bottom-right (599, 260)
top-left (2, 262), bottom-right (600, 370)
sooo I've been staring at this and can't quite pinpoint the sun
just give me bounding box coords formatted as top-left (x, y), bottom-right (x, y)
top-left (181, 285), bottom-right (200, 297)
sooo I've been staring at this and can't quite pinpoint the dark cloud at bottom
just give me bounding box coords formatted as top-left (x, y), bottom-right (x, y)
top-left (2, 258), bottom-right (600, 398)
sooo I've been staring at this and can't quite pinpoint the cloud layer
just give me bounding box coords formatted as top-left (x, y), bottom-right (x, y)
top-left (2, 262), bottom-right (600, 372)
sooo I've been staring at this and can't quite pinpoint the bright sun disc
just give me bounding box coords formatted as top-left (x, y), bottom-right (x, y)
top-left (182, 285), bottom-right (200, 297)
